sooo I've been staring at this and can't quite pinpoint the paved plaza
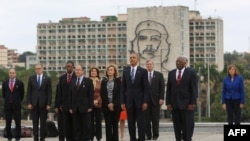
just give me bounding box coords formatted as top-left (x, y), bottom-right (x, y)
top-left (0, 132), bottom-right (223, 141)
top-left (0, 121), bottom-right (224, 141)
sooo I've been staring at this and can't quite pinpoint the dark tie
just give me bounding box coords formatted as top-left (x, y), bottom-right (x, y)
top-left (37, 76), bottom-right (41, 88)
top-left (149, 72), bottom-right (152, 84)
top-left (176, 70), bottom-right (182, 85)
top-left (131, 68), bottom-right (134, 83)
top-left (76, 78), bottom-right (80, 89)
top-left (67, 74), bottom-right (71, 83)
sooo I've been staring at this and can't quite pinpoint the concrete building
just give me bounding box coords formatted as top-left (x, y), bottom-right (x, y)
top-left (37, 15), bottom-right (127, 77)
top-left (127, 6), bottom-right (190, 80)
top-left (189, 11), bottom-right (224, 71)
top-left (36, 6), bottom-right (224, 77)
top-left (26, 55), bottom-right (38, 69)
top-left (0, 45), bottom-right (22, 68)
top-left (0, 45), bottom-right (8, 68)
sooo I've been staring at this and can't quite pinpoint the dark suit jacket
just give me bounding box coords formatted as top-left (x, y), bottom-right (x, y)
top-left (149, 71), bottom-right (165, 106)
top-left (166, 68), bottom-right (198, 110)
top-left (27, 74), bottom-right (52, 108)
top-left (2, 79), bottom-right (24, 110)
top-left (121, 66), bottom-right (149, 108)
top-left (57, 72), bottom-right (77, 111)
top-left (69, 77), bottom-right (94, 113)
top-left (101, 77), bottom-right (121, 112)
top-left (54, 83), bottom-right (60, 109)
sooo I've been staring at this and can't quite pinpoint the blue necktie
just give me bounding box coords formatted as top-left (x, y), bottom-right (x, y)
top-left (37, 76), bottom-right (41, 88)
top-left (131, 68), bottom-right (134, 83)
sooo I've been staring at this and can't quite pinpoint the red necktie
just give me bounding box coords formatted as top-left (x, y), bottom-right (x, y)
top-left (10, 79), bottom-right (14, 92)
top-left (176, 70), bottom-right (182, 85)
top-left (67, 74), bottom-right (71, 83)
top-left (76, 78), bottom-right (80, 89)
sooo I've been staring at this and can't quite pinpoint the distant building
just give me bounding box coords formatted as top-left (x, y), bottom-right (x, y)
top-left (37, 15), bottom-right (127, 77)
top-left (189, 11), bottom-right (224, 71)
top-left (36, 6), bottom-right (224, 77)
top-left (26, 55), bottom-right (37, 69)
top-left (0, 45), bottom-right (23, 68)
top-left (0, 45), bottom-right (8, 67)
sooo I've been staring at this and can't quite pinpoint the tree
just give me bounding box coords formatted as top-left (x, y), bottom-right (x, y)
top-left (18, 51), bottom-right (35, 62)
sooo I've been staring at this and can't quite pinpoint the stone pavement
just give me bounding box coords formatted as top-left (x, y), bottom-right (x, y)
top-left (0, 132), bottom-right (223, 141)
top-left (0, 121), bottom-right (224, 141)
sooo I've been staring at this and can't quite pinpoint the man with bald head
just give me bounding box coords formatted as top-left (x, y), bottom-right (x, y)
top-left (166, 56), bottom-right (198, 141)
top-left (2, 68), bottom-right (24, 141)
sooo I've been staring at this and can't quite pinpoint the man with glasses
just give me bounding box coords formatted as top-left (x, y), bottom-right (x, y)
top-left (27, 63), bottom-right (52, 141)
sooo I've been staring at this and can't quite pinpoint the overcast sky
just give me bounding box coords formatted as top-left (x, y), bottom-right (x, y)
top-left (1, 0), bottom-right (250, 54)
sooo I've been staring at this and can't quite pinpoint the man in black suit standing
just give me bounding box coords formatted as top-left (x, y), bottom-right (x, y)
top-left (69, 64), bottom-right (94, 141)
top-left (121, 53), bottom-right (149, 141)
top-left (27, 63), bottom-right (52, 141)
top-left (56, 61), bottom-right (76, 141)
top-left (2, 68), bottom-right (24, 141)
top-left (145, 60), bottom-right (165, 140)
top-left (166, 56), bottom-right (198, 141)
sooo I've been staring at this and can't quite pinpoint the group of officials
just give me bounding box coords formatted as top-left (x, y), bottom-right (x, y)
top-left (2, 53), bottom-right (198, 141)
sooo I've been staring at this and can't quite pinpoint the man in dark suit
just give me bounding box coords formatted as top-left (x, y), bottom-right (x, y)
top-left (27, 63), bottom-right (52, 141)
top-left (55, 83), bottom-right (64, 141)
top-left (166, 56), bottom-right (198, 141)
top-left (69, 64), bottom-right (94, 141)
top-left (2, 68), bottom-right (24, 141)
top-left (121, 53), bottom-right (149, 141)
top-left (145, 60), bottom-right (165, 140)
top-left (56, 61), bottom-right (76, 141)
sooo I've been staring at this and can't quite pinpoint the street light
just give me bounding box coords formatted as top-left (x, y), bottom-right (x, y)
top-left (197, 67), bottom-right (204, 122)
top-left (207, 60), bottom-right (211, 118)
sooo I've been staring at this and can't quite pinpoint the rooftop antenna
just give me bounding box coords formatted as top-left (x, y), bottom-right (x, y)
top-left (194, 0), bottom-right (198, 11)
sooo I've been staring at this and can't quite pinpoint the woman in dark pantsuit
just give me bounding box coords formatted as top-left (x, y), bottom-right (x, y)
top-left (101, 64), bottom-right (121, 141)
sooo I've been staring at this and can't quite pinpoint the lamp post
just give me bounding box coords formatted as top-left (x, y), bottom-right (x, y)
top-left (198, 67), bottom-right (204, 122)
top-left (207, 60), bottom-right (211, 118)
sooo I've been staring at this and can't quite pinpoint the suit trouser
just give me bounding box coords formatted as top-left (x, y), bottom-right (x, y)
top-left (103, 107), bottom-right (120, 141)
top-left (73, 110), bottom-right (91, 141)
top-left (57, 111), bottom-right (64, 141)
top-left (127, 105), bottom-right (146, 141)
top-left (31, 106), bottom-right (48, 141)
top-left (63, 111), bottom-right (74, 141)
top-left (145, 103), bottom-right (160, 139)
top-left (225, 99), bottom-right (241, 125)
top-left (4, 105), bottom-right (21, 140)
top-left (172, 109), bottom-right (193, 141)
top-left (91, 108), bottom-right (102, 140)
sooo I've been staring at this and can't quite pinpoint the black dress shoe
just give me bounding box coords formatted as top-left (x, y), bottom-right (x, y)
top-left (153, 137), bottom-right (158, 140)
top-left (146, 137), bottom-right (152, 140)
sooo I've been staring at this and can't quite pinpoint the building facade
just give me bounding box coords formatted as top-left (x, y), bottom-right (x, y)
top-left (0, 45), bottom-right (21, 68)
top-left (37, 16), bottom-right (127, 77)
top-left (26, 55), bottom-right (37, 69)
top-left (189, 11), bottom-right (224, 71)
top-left (127, 6), bottom-right (190, 80)
top-left (0, 45), bottom-right (8, 67)
top-left (36, 6), bottom-right (224, 77)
